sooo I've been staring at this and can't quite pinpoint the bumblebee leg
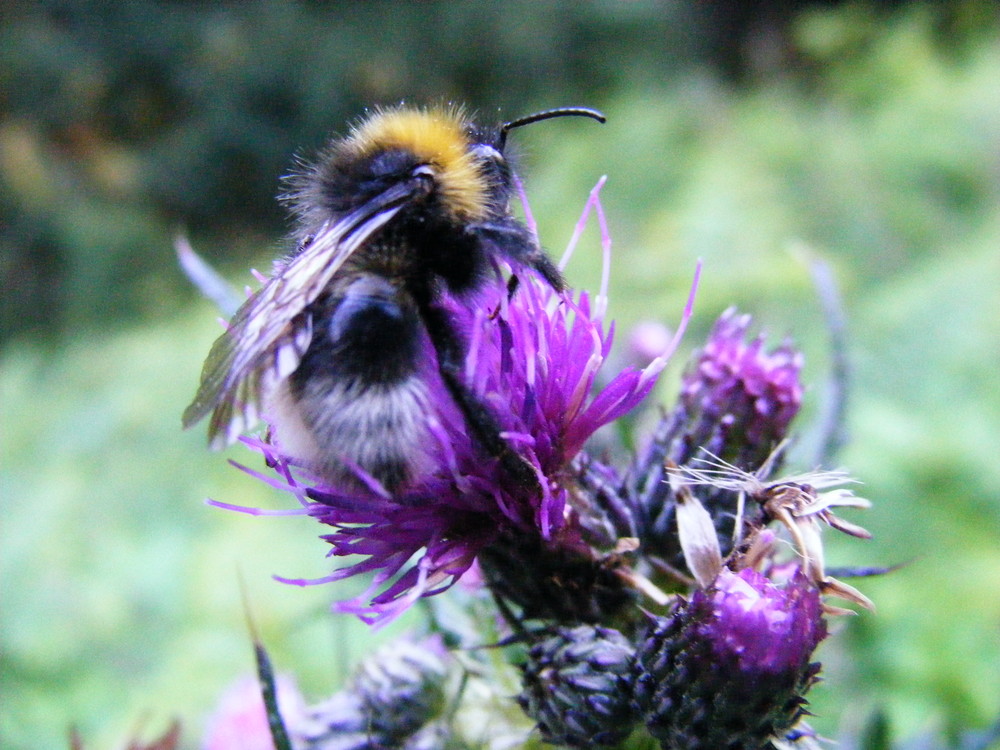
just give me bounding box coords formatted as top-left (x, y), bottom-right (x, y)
top-left (472, 218), bottom-right (566, 292)
top-left (489, 274), bottom-right (518, 320)
top-left (422, 304), bottom-right (542, 495)
top-left (506, 273), bottom-right (520, 300)
top-left (521, 248), bottom-right (564, 293)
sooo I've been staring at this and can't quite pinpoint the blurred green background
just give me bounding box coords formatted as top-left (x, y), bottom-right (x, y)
top-left (2, 1), bottom-right (999, 748)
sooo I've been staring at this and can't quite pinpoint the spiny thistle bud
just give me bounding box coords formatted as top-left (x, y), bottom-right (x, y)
top-left (294, 692), bottom-right (373, 750)
top-left (629, 308), bottom-right (804, 562)
top-left (635, 568), bottom-right (826, 750)
top-left (294, 638), bottom-right (447, 749)
top-left (569, 454), bottom-right (641, 548)
top-left (350, 638), bottom-right (447, 742)
top-left (517, 625), bottom-right (638, 748)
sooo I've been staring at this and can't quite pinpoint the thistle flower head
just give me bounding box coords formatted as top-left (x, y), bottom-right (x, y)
top-left (222, 182), bottom-right (698, 624)
top-left (635, 568), bottom-right (826, 749)
top-left (629, 308), bottom-right (805, 565)
top-left (682, 308), bottom-right (803, 454)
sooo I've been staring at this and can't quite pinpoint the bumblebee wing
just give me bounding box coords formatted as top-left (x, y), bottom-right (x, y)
top-left (182, 201), bottom-right (407, 447)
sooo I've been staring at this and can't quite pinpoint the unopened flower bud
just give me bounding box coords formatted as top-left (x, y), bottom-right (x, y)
top-left (295, 638), bottom-right (447, 749)
top-left (518, 625), bottom-right (638, 748)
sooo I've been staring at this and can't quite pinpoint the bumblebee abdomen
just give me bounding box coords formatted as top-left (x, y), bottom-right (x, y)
top-left (296, 274), bottom-right (422, 387)
top-left (272, 376), bottom-right (433, 493)
top-left (268, 274), bottom-right (434, 492)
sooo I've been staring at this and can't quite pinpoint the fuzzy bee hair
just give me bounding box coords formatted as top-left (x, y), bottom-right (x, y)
top-left (184, 104), bottom-right (604, 494)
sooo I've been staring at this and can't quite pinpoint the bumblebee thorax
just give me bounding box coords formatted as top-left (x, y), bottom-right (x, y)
top-left (347, 107), bottom-right (497, 222)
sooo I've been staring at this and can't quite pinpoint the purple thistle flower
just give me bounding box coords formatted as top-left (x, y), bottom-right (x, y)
top-left (635, 567), bottom-right (827, 750)
top-left (684, 308), bottom-right (803, 451)
top-left (700, 568), bottom-right (825, 674)
top-left (629, 308), bottom-right (804, 564)
top-left (217, 182), bottom-right (700, 625)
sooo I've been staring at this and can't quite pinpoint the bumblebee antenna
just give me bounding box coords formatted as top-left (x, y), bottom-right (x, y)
top-left (499, 107), bottom-right (606, 151)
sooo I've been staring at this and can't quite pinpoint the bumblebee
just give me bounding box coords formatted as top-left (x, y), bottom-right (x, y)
top-left (183, 104), bottom-right (605, 494)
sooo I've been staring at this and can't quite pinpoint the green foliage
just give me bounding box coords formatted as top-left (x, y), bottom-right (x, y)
top-left (2, 2), bottom-right (999, 748)
top-left (0, 315), bottom-right (413, 748)
top-left (1, 0), bottom-right (708, 343)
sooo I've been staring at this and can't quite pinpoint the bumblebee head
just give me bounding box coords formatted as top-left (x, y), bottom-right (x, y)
top-left (286, 105), bottom-right (604, 239)
top-left (352, 106), bottom-right (501, 221)
top-left (288, 107), bottom-right (496, 236)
